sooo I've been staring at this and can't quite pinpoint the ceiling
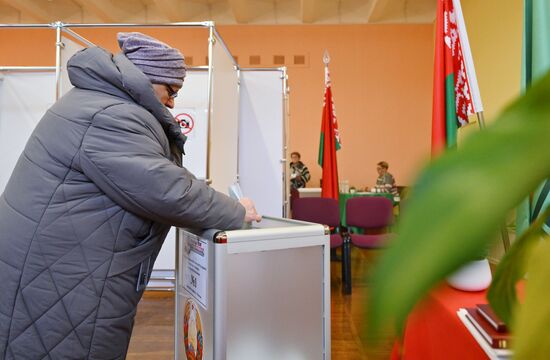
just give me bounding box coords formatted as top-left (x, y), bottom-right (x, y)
top-left (0, 0), bottom-right (436, 25)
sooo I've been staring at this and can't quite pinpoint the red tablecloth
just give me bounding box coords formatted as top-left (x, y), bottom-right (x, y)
top-left (391, 282), bottom-right (523, 360)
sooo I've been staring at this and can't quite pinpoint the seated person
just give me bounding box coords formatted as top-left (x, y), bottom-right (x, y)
top-left (374, 161), bottom-right (398, 196)
top-left (290, 151), bottom-right (311, 189)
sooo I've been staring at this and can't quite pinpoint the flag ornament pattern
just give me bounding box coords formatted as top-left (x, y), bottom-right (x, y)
top-left (446, 2), bottom-right (474, 126)
top-left (432, 0), bottom-right (483, 156)
top-left (318, 53), bottom-right (342, 200)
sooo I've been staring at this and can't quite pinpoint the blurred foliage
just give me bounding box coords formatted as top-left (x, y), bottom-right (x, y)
top-left (511, 233), bottom-right (550, 358)
top-left (367, 70), bottom-right (550, 359)
top-left (488, 205), bottom-right (550, 359)
top-left (488, 206), bottom-right (550, 324)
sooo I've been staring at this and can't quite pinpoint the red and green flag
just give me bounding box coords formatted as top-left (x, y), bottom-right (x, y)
top-left (318, 54), bottom-right (342, 200)
top-left (432, 0), bottom-right (483, 157)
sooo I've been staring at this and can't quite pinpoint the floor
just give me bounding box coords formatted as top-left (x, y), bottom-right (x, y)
top-left (127, 248), bottom-right (393, 360)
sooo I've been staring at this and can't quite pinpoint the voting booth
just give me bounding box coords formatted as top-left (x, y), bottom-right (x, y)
top-left (176, 217), bottom-right (331, 360)
top-left (0, 22), bottom-right (289, 290)
top-left (1, 22), bottom-right (330, 360)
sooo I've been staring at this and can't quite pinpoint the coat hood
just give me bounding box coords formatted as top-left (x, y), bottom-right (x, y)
top-left (67, 46), bottom-right (186, 151)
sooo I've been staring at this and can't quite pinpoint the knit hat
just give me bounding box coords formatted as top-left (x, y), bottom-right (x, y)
top-left (117, 32), bottom-right (186, 87)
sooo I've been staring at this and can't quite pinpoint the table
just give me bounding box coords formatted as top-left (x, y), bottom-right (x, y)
top-left (338, 192), bottom-right (395, 226)
top-left (393, 283), bottom-right (523, 360)
top-left (297, 187), bottom-right (322, 198)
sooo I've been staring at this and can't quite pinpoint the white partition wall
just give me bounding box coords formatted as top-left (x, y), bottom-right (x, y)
top-left (170, 70), bottom-right (209, 180)
top-left (208, 29), bottom-right (240, 193)
top-left (0, 71), bottom-right (55, 192)
top-left (239, 69), bottom-right (287, 217)
top-left (59, 35), bottom-right (86, 96)
top-left (1, 32), bottom-right (93, 195)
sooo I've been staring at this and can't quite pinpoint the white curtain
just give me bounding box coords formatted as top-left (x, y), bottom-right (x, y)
top-left (239, 70), bottom-right (285, 217)
top-left (60, 35), bottom-right (86, 97)
top-left (0, 71), bottom-right (55, 192)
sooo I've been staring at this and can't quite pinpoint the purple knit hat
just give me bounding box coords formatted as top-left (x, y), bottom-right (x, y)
top-left (117, 32), bottom-right (186, 87)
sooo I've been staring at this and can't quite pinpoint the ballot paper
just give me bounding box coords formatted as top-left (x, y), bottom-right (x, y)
top-left (228, 183), bottom-right (252, 229)
top-left (228, 182), bottom-right (244, 200)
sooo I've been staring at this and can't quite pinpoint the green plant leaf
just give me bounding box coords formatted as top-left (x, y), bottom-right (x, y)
top-left (487, 206), bottom-right (550, 325)
top-left (513, 236), bottom-right (550, 358)
top-left (367, 71), bottom-right (550, 340)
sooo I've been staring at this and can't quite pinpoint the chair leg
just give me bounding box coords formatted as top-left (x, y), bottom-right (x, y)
top-left (342, 238), bottom-right (352, 294)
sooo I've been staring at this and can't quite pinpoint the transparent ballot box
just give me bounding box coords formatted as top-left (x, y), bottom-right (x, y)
top-left (175, 216), bottom-right (331, 360)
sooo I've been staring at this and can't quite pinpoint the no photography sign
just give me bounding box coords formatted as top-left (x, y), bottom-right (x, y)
top-left (175, 113), bottom-right (195, 135)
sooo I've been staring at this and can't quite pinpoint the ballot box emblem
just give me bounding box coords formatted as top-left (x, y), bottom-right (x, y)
top-left (175, 113), bottom-right (195, 135)
top-left (183, 299), bottom-right (204, 360)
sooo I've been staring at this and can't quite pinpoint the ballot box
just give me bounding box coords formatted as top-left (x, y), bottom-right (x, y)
top-left (175, 216), bottom-right (330, 360)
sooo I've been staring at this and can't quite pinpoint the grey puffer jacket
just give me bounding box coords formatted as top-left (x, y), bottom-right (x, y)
top-left (0, 47), bottom-right (245, 359)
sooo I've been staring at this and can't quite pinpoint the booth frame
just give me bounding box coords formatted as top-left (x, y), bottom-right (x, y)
top-left (1, 22), bottom-right (291, 291)
top-left (0, 21), bottom-right (289, 213)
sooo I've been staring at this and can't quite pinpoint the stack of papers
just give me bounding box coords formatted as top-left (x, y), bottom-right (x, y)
top-left (457, 308), bottom-right (513, 359)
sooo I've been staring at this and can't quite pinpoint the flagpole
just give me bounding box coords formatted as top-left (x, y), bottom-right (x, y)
top-left (476, 111), bottom-right (511, 252)
top-left (475, 111), bottom-right (486, 130)
top-left (322, 49), bottom-right (350, 293)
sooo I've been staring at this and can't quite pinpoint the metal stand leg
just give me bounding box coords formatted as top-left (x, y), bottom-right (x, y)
top-left (342, 237), bottom-right (352, 294)
top-left (330, 247), bottom-right (339, 261)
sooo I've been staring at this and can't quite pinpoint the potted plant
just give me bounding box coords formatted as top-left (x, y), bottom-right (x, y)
top-left (367, 70), bottom-right (550, 358)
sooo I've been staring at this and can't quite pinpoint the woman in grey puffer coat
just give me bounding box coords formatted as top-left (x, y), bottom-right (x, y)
top-left (0, 33), bottom-right (254, 359)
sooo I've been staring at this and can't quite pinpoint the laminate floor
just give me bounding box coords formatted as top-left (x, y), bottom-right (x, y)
top-left (127, 248), bottom-right (393, 360)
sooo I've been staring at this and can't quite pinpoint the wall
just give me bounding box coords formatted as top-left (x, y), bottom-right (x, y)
top-left (220, 25), bottom-right (435, 190)
top-left (458, 0), bottom-right (523, 141)
top-left (0, 24), bottom-right (434, 188)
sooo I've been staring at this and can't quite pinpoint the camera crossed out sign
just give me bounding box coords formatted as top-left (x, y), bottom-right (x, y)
top-left (175, 112), bottom-right (195, 135)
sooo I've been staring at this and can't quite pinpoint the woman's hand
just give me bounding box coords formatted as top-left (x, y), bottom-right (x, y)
top-left (239, 197), bottom-right (262, 223)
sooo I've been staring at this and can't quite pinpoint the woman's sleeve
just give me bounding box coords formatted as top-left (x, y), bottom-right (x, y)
top-left (79, 104), bottom-right (245, 230)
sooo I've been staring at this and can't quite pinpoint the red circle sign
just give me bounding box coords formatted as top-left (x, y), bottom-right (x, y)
top-left (175, 113), bottom-right (195, 135)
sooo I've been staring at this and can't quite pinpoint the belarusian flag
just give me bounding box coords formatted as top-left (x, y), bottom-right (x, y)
top-left (432, 0), bottom-right (483, 157)
top-left (318, 60), bottom-right (342, 200)
top-left (516, 0), bottom-right (550, 236)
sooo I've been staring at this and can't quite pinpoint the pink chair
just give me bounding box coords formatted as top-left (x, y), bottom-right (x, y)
top-left (345, 196), bottom-right (394, 249)
top-left (344, 196), bottom-right (395, 293)
top-left (292, 197), bottom-right (343, 248)
top-left (290, 187), bottom-right (300, 212)
top-left (292, 197), bottom-right (349, 292)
